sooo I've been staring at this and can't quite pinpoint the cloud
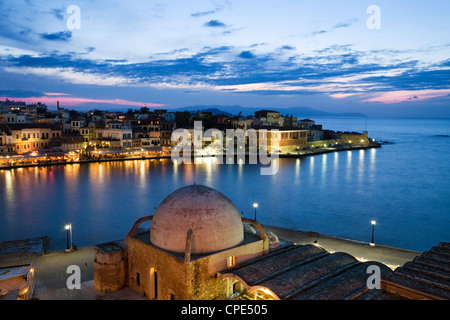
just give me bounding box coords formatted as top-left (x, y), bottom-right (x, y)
top-left (333, 19), bottom-right (357, 29)
top-left (50, 8), bottom-right (64, 20)
top-left (304, 19), bottom-right (357, 37)
top-left (203, 20), bottom-right (226, 28)
top-left (191, 9), bottom-right (218, 17)
top-left (1, 45), bottom-right (449, 104)
top-left (40, 31), bottom-right (72, 42)
top-left (362, 89), bottom-right (450, 103)
top-left (0, 89), bottom-right (45, 98)
top-left (305, 30), bottom-right (327, 37)
top-left (238, 51), bottom-right (255, 59)
top-left (280, 45), bottom-right (296, 50)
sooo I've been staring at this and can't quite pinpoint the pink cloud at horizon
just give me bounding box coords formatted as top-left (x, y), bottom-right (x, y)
top-left (0, 95), bottom-right (165, 109)
top-left (361, 89), bottom-right (450, 104)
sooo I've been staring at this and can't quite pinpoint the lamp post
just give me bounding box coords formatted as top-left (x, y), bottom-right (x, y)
top-left (65, 223), bottom-right (73, 252)
top-left (370, 220), bottom-right (376, 246)
top-left (253, 203), bottom-right (258, 221)
top-left (65, 224), bottom-right (70, 251)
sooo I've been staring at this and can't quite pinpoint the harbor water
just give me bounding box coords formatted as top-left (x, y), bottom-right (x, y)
top-left (1, 117), bottom-right (449, 252)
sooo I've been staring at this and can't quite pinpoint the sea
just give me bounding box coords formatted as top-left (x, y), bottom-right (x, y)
top-left (1, 117), bottom-right (449, 252)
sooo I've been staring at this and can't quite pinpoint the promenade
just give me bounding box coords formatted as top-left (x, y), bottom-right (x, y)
top-left (263, 225), bottom-right (421, 268)
top-left (0, 224), bottom-right (421, 300)
top-left (0, 143), bottom-right (380, 170)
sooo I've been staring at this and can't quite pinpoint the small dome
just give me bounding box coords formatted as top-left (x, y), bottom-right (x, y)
top-left (150, 185), bottom-right (244, 253)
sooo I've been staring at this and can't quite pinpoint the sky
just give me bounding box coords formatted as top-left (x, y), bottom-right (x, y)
top-left (0, 0), bottom-right (449, 117)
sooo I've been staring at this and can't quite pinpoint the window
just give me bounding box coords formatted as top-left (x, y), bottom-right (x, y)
top-left (136, 272), bottom-right (140, 286)
top-left (227, 256), bottom-right (236, 268)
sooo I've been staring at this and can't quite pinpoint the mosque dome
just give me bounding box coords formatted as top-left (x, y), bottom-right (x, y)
top-left (150, 184), bottom-right (244, 254)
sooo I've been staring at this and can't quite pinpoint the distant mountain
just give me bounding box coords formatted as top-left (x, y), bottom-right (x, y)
top-left (178, 105), bottom-right (366, 118)
top-left (174, 105), bottom-right (236, 116)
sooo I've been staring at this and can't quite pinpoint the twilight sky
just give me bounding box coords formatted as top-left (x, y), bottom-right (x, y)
top-left (0, 0), bottom-right (449, 117)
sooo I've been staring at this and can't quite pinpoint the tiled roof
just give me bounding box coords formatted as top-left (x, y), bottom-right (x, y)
top-left (223, 244), bottom-right (393, 300)
top-left (378, 242), bottom-right (450, 300)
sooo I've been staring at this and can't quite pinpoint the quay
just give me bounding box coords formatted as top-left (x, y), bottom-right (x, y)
top-left (0, 142), bottom-right (380, 171)
top-left (0, 222), bottom-right (420, 300)
top-left (263, 225), bottom-right (420, 269)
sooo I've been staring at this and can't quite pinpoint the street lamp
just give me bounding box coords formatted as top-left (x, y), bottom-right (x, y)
top-left (253, 203), bottom-right (258, 221)
top-left (370, 220), bottom-right (376, 246)
top-left (65, 223), bottom-right (73, 252)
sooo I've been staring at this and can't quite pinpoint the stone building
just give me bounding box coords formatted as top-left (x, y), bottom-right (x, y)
top-left (94, 184), bottom-right (271, 299)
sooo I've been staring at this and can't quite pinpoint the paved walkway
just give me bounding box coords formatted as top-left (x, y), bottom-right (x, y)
top-left (0, 245), bottom-right (146, 300)
top-left (264, 225), bottom-right (421, 268)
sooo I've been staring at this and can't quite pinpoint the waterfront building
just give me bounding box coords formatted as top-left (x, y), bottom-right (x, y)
top-left (80, 126), bottom-right (96, 149)
top-left (0, 100), bottom-right (41, 118)
top-left (0, 112), bottom-right (27, 124)
top-left (341, 131), bottom-right (370, 146)
top-left (62, 118), bottom-right (85, 134)
top-left (94, 121), bottom-right (133, 148)
top-left (1, 123), bottom-right (62, 153)
top-left (0, 100), bottom-right (26, 113)
top-left (254, 110), bottom-right (284, 126)
top-left (133, 130), bottom-right (160, 147)
top-left (61, 133), bottom-right (84, 152)
top-left (160, 120), bottom-right (175, 146)
top-left (298, 119), bottom-right (325, 142)
top-left (283, 114), bottom-right (298, 127)
top-left (252, 126), bottom-right (308, 153)
top-left (0, 126), bottom-right (14, 153)
top-left (231, 115), bottom-right (257, 131)
top-left (298, 118), bottom-right (316, 129)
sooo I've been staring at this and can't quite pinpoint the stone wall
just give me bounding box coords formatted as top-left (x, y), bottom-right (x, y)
top-left (127, 236), bottom-right (188, 300)
top-left (94, 244), bottom-right (127, 293)
top-left (126, 233), bottom-right (267, 300)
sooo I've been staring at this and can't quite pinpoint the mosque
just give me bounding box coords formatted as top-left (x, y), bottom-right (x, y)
top-left (93, 184), bottom-right (450, 300)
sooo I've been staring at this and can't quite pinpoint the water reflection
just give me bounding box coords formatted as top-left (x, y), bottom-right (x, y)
top-left (237, 157), bottom-right (244, 180)
top-left (370, 148), bottom-right (377, 172)
top-left (294, 158), bottom-right (300, 185)
top-left (4, 171), bottom-right (15, 211)
top-left (139, 161), bottom-right (147, 189)
top-left (321, 154), bottom-right (327, 187)
top-left (358, 150), bottom-right (365, 183)
top-left (333, 153), bottom-right (339, 184)
top-left (309, 156), bottom-right (315, 174)
top-left (346, 151), bottom-right (352, 181)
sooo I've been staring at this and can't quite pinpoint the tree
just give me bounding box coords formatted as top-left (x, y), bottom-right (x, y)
top-left (175, 111), bottom-right (191, 128)
top-left (139, 107), bottom-right (150, 114)
top-left (69, 109), bottom-right (79, 119)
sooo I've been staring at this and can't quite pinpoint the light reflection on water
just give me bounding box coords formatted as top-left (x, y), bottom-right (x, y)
top-left (1, 118), bottom-right (449, 252)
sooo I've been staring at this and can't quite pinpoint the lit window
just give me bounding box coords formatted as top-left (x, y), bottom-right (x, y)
top-left (227, 256), bottom-right (236, 268)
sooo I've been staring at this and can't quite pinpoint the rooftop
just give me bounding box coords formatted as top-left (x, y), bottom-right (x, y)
top-left (222, 243), bottom-right (393, 300)
top-left (370, 242), bottom-right (450, 300)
